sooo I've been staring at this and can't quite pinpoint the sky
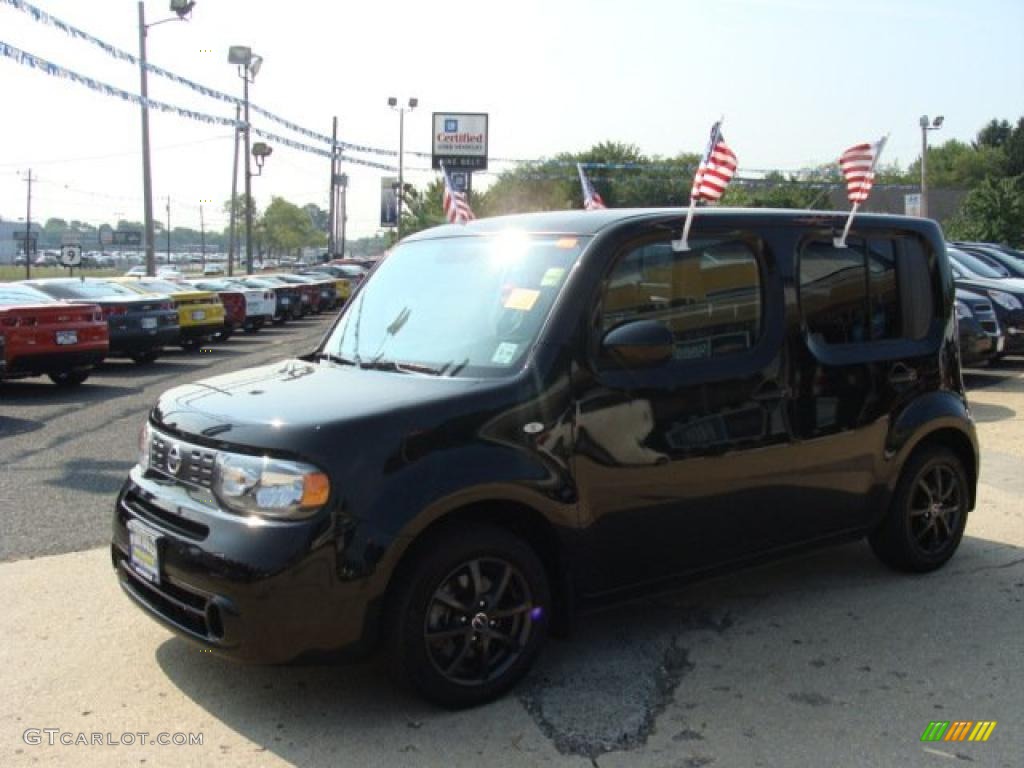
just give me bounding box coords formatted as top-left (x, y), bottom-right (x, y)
top-left (1, 0), bottom-right (1022, 241)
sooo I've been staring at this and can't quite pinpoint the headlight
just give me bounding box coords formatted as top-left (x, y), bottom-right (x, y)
top-left (955, 300), bottom-right (972, 320)
top-left (988, 290), bottom-right (1022, 311)
top-left (137, 421), bottom-right (151, 470)
top-left (213, 452), bottom-right (329, 520)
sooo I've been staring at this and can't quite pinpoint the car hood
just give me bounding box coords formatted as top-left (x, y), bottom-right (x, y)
top-left (955, 276), bottom-right (1024, 295)
top-left (153, 358), bottom-right (491, 455)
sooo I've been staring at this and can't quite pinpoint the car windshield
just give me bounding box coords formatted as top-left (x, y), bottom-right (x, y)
top-left (322, 232), bottom-right (587, 377)
top-left (0, 283), bottom-right (56, 305)
top-left (948, 248), bottom-right (1007, 279)
top-left (31, 279), bottom-right (139, 300)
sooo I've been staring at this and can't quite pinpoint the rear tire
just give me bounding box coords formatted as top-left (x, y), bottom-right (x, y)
top-left (386, 524), bottom-right (550, 708)
top-left (48, 370), bottom-right (89, 387)
top-left (131, 351), bottom-right (160, 365)
top-left (869, 447), bottom-right (969, 572)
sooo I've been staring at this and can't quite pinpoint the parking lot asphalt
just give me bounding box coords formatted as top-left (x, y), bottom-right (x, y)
top-left (1, 341), bottom-right (1022, 767)
top-left (0, 315), bottom-right (330, 562)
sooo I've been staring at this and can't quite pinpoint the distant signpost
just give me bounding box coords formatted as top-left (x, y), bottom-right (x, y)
top-left (60, 244), bottom-right (82, 268)
top-left (112, 230), bottom-right (143, 246)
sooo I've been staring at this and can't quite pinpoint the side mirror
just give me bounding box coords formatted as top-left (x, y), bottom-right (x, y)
top-left (600, 319), bottom-right (674, 368)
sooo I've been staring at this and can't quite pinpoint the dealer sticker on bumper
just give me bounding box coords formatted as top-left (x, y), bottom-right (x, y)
top-left (127, 520), bottom-right (161, 585)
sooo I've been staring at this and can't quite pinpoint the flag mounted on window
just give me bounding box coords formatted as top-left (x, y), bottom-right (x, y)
top-left (674, 119), bottom-right (739, 251)
top-left (840, 139), bottom-right (886, 203)
top-left (577, 163), bottom-right (606, 210)
top-left (690, 123), bottom-right (738, 202)
top-left (441, 163), bottom-right (475, 224)
top-left (834, 134), bottom-right (888, 247)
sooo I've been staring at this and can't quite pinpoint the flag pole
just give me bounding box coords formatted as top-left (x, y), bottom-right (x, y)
top-left (673, 118), bottom-right (723, 252)
top-left (834, 133), bottom-right (889, 249)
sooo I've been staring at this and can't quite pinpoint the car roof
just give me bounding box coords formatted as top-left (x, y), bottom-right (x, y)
top-left (402, 207), bottom-right (941, 241)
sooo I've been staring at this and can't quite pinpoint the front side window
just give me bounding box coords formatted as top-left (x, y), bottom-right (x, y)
top-left (322, 232), bottom-right (586, 377)
top-left (600, 237), bottom-right (763, 361)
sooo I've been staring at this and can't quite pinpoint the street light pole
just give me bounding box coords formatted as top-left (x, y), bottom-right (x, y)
top-left (242, 70), bottom-right (253, 275)
top-left (137, 1), bottom-right (196, 278)
top-left (388, 97), bottom-right (417, 239)
top-left (165, 195), bottom-right (171, 264)
top-left (138, 2), bottom-right (155, 277)
top-left (919, 114), bottom-right (944, 219)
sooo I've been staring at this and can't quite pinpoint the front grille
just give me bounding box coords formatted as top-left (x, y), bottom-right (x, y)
top-left (117, 555), bottom-right (218, 639)
top-left (150, 431), bottom-right (217, 489)
top-left (980, 321), bottom-right (997, 334)
top-left (123, 491), bottom-right (209, 540)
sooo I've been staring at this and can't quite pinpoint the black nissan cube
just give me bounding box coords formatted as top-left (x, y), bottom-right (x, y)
top-left (114, 209), bottom-right (978, 707)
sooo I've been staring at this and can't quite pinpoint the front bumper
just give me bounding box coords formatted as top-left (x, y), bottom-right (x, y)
top-left (112, 465), bottom-right (391, 663)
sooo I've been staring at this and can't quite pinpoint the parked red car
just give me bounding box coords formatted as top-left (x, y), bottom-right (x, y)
top-left (0, 282), bottom-right (108, 386)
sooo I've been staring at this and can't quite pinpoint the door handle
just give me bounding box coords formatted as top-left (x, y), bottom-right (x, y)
top-left (888, 364), bottom-right (918, 386)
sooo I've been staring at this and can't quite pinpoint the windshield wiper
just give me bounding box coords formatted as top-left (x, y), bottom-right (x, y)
top-left (360, 359), bottom-right (445, 376)
top-left (318, 352), bottom-right (359, 367)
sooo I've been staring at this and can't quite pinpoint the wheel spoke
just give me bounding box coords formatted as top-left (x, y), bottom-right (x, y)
top-left (432, 591), bottom-right (470, 613)
top-left (468, 560), bottom-right (485, 603)
top-left (491, 564), bottom-right (512, 605)
top-left (916, 479), bottom-right (935, 507)
top-left (932, 467), bottom-right (945, 501)
top-left (934, 514), bottom-right (950, 541)
top-left (909, 505), bottom-right (930, 519)
top-left (443, 638), bottom-right (473, 676)
top-left (491, 602), bottom-right (532, 619)
top-left (914, 520), bottom-right (936, 543)
top-left (484, 626), bottom-right (521, 652)
top-left (477, 634), bottom-right (492, 681)
top-left (426, 626), bottom-right (471, 643)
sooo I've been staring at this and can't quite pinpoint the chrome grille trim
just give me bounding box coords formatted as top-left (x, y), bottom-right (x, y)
top-left (149, 428), bottom-right (219, 489)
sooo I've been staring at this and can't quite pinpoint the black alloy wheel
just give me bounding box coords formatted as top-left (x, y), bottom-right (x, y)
top-left (423, 557), bottom-right (536, 688)
top-left (387, 524), bottom-right (550, 708)
top-left (870, 447), bottom-right (969, 572)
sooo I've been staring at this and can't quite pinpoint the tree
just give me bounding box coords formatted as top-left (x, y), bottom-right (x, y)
top-left (945, 175), bottom-right (1024, 247)
top-left (906, 139), bottom-right (1006, 189)
top-left (302, 204), bottom-right (328, 233)
top-left (975, 119), bottom-right (1012, 149)
top-left (221, 194), bottom-right (259, 239)
top-left (260, 196), bottom-right (325, 257)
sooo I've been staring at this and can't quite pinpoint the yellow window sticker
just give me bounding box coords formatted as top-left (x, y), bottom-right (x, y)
top-left (504, 288), bottom-right (540, 311)
top-left (540, 267), bottom-right (566, 287)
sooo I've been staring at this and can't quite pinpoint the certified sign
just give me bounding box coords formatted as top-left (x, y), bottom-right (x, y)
top-left (59, 244), bottom-right (82, 267)
top-left (432, 112), bottom-right (488, 170)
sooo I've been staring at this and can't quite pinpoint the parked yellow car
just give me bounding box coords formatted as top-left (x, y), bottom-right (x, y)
top-left (108, 277), bottom-right (225, 350)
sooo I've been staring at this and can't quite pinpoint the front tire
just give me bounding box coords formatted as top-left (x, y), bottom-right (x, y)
top-left (386, 524), bottom-right (550, 708)
top-left (869, 447), bottom-right (969, 572)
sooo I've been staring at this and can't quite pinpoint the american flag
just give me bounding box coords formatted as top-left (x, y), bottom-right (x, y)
top-left (690, 121), bottom-right (738, 202)
top-left (441, 164), bottom-right (475, 224)
top-left (839, 136), bottom-right (887, 203)
top-left (577, 163), bottom-right (606, 210)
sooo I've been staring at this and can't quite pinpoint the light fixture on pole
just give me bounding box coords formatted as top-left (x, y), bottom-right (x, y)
top-left (387, 96), bottom-right (418, 238)
top-left (919, 114), bottom-right (944, 219)
top-left (138, 1), bottom-right (196, 278)
top-left (229, 45), bottom-right (263, 274)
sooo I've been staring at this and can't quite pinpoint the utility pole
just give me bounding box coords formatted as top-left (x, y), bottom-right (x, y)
top-left (23, 169), bottom-right (35, 280)
top-left (228, 104), bottom-right (240, 276)
top-left (328, 116), bottom-right (338, 258)
top-left (165, 196), bottom-right (171, 265)
top-left (339, 174), bottom-right (348, 259)
top-left (199, 204), bottom-right (206, 269)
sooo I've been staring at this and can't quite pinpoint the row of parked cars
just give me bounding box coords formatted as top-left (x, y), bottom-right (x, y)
top-left (0, 262), bottom-right (369, 387)
top-left (949, 241), bottom-right (1024, 366)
